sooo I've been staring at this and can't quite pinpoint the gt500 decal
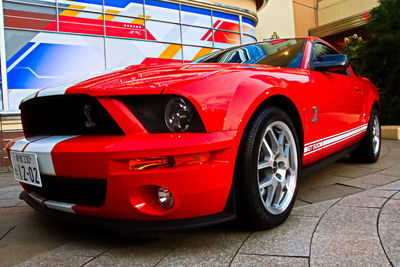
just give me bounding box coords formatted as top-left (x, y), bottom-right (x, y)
top-left (304, 124), bottom-right (368, 156)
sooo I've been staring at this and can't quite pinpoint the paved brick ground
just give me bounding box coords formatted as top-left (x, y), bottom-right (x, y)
top-left (0, 140), bottom-right (399, 266)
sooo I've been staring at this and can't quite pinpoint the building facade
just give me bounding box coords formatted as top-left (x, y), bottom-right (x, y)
top-left (256, 0), bottom-right (379, 49)
top-left (0, 0), bottom-right (267, 112)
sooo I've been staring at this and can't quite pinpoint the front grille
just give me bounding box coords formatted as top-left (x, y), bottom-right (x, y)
top-left (25, 175), bottom-right (107, 207)
top-left (21, 94), bottom-right (124, 137)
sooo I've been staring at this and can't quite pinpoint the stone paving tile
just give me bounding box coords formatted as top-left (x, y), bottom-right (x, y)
top-left (293, 199), bottom-right (309, 208)
top-left (0, 225), bottom-right (14, 240)
top-left (0, 198), bottom-right (22, 208)
top-left (310, 233), bottom-right (391, 267)
top-left (379, 199), bottom-right (400, 222)
top-left (16, 201), bottom-right (28, 207)
top-left (320, 163), bottom-right (377, 178)
top-left (0, 188), bottom-right (21, 197)
top-left (338, 174), bottom-right (399, 191)
top-left (364, 158), bottom-right (400, 171)
top-left (378, 219), bottom-right (400, 267)
top-left (0, 241), bottom-right (69, 267)
top-left (135, 232), bottom-right (190, 249)
top-left (16, 252), bottom-right (92, 267)
top-left (0, 220), bottom-right (75, 266)
top-left (231, 254), bottom-right (308, 267)
top-left (154, 229), bottom-right (250, 266)
top-left (355, 189), bottom-right (397, 198)
top-left (85, 246), bottom-right (171, 267)
top-left (376, 180), bottom-right (400, 190)
top-left (291, 198), bottom-right (339, 218)
top-left (338, 179), bottom-right (376, 189)
top-left (48, 240), bottom-right (111, 257)
top-left (339, 194), bottom-right (387, 208)
top-left (314, 205), bottom-right (379, 235)
top-left (240, 216), bottom-right (318, 257)
top-left (392, 191), bottom-right (400, 199)
top-left (0, 205), bottom-right (34, 216)
top-left (350, 173), bottom-right (398, 186)
top-left (0, 208), bottom-right (48, 226)
top-left (156, 245), bottom-right (238, 267)
top-left (377, 163), bottom-right (400, 177)
top-left (297, 184), bottom-right (363, 203)
top-left (299, 174), bottom-right (352, 190)
top-left (0, 185), bottom-right (20, 192)
top-left (0, 176), bottom-right (18, 188)
top-left (179, 229), bottom-right (249, 247)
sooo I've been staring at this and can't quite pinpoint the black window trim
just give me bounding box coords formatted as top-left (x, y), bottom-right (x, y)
top-left (309, 40), bottom-right (351, 76)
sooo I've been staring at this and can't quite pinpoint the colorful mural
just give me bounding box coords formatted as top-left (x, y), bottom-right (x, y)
top-left (3, 0), bottom-right (257, 110)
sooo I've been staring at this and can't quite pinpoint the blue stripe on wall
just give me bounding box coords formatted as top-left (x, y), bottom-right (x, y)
top-left (145, 0), bottom-right (179, 10)
top-left (6, 42), bottom-right (35, 67)
top-left (242, 17), bottom-right (255, 27)
top-left (74, 0), bottom-right (103, 6)
top-left (181, 5), bottom-right (210, 16)
top-left (103, 0), bottom-right (143, 8)
top-left (212, 11), bottom-right (238, 22)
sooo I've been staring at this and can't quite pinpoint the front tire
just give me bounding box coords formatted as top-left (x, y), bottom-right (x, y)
top-left (350, 109), bottom-right (381, 163)
top-left (236, 107), bottom-right (301, 230)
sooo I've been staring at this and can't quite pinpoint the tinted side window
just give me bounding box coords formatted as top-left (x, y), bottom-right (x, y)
top-left (312, 43), bottom-right (349, 75)
top-left (193, 39), bottom-right (306, 69)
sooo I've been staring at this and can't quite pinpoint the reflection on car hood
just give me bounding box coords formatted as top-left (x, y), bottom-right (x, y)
top-left (23, 63), bottom-right (289, 102)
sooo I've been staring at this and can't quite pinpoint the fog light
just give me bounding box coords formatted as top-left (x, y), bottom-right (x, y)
top-left (157, 187), bottom-right (174, 209)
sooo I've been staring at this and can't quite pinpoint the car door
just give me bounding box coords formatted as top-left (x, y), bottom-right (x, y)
top-left (304, 41), bottom-right (364, 162)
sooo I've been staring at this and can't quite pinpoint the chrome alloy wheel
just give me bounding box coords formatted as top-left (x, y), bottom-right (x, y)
top-left (372, 115), bottom-right (380, 157)
top-left (257, 121), bottom-right (298, 215)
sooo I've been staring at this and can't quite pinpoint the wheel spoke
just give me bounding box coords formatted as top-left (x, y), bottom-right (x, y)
top-left (262, 139), bottom-right (274, 158)
top-left (284, 143), bottom-right (290, 158)
top-left (265, 181), bottom-right (277, 207)
top-left (267, 129), bottom-right (279, 152)
top-left (278, 131), bottom-right (285, 146)
top-left (258, 161), bottom-right (273, 170)
top-left (273, 185), bottom-right (284, 205)
top-left (259, 177), bottom-right (274, 189)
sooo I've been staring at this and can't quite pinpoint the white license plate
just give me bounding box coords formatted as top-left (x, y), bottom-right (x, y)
top-left (10, 151), bottom-right (42, 187)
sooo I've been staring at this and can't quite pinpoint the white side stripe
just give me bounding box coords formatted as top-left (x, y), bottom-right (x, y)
top-left (304, 124), bottom-right (368, 156)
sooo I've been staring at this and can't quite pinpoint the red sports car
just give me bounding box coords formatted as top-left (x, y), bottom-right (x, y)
top-left (8, 37), bottom-right (380, 230)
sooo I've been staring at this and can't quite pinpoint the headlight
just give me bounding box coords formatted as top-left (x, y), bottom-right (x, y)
top-left (120, 95), bottom-right (205, 133)
top-left (164, 98), bottom-right (193, 132)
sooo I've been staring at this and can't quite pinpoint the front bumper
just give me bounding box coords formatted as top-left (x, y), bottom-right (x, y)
top-left (20, 191), bottom-right (236, 231)
top-left (13, 131), bottom-right (239, 223)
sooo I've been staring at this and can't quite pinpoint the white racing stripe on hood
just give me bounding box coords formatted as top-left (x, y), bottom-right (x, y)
top-left (31, 65), bottom-right (131, 101)
top-left (13, 136), bottom-right (78, 176)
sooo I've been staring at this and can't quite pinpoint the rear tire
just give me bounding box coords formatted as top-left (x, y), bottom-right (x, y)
top-left (350, 109), bottom-right (381, 163)
top-left (236, 107), bottom-right (301, 230)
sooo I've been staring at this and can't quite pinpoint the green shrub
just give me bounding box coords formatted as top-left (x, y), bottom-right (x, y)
top-left (343, 0), bottom-right (400, 125)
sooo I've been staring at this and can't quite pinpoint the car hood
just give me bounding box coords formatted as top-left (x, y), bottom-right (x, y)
top-left (23, 63), bottom-right (296, 102)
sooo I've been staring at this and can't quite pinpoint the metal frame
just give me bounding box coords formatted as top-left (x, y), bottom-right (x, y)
top-left (0, 0), bottom-right (9, 110)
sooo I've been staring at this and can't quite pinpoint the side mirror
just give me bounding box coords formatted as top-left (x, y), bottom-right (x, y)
top-left (311, 54), bottom-right (349, 72)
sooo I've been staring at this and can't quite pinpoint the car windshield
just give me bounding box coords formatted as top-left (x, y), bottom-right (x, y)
top-left (192, 38), bottom-right (306, 69)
